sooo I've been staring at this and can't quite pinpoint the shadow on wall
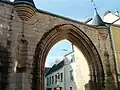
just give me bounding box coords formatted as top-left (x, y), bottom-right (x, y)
top-left (0, 44), bottom-right (11, 90)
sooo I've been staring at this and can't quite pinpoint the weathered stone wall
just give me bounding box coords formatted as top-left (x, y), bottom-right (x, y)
top-left (0, 1), bottom-right (117, 90)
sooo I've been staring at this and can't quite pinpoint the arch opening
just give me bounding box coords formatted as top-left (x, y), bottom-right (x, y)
top-left (45, 39), bottom-right (90, 90)
top-left (32, 24), bottom-right (105, 90)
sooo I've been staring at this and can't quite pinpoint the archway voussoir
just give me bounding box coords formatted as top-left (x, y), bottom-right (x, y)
top-left (32, 24), bottom-right (105, 90)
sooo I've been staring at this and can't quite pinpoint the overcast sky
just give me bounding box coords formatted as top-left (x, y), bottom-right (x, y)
top-left (9, 0), bottom-right (120, 67)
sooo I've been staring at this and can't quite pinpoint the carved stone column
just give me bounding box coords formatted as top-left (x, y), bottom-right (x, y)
top-left (104, 51), bottom-right (117, 90)
top-left (88, 65), bottom-right (96, 90)
top-left (97, 27), bottom-right (117, 90)
top-left (16, 36), bottom-right (28, 72)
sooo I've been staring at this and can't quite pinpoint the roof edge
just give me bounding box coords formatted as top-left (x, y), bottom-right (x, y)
top-left (0, 0), bottom-right (14, 5)
top-left (36, 9), bottom-right (98, 28)
top-left (45, 60), bottom-right (64, 76)
top-left (110, 24), bottom-right (120, 28)
top-left (14, 0), bottom-right (36, 8)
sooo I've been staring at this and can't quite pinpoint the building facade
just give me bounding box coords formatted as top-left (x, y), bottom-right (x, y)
top-left (45, 52), bottom-right (77, 90)
top-left (0, 0), bottom-right (119, 90)
top-left (45, 45), bottom-right (94, 90)
top-left (86, 10), bottom-right (120, 87)
top-left (103, 10), bottom-right (120, 84)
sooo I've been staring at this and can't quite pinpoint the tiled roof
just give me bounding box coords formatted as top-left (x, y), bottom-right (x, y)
top-left (46, 60), bottom-right (64, 76)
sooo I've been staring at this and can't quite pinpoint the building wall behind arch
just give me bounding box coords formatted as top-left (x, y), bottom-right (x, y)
top-left (73, 45), bottom-right (90, 90)
top-left (111, 26), bottom-right (120, 80)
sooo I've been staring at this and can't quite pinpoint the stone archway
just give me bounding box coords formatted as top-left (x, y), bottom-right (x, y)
top-left (31, 24), bottom-right (105, 90)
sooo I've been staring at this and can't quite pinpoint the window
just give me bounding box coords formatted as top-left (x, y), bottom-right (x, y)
top-left (48, 78), bottom-right (49, 85)
top-left (69, 70), bottom-right (74, 81)
top-left (55, 75), bottom-right (57, 83)
top-left (52, 76), bottom-right (54, 84)
top-left (47, 77), bottom-right (49, 86)
top-left (70, 87), bottom-right (72, 90)
top-left (60, 73), bottom-right (63, 82)
top-left (50, 77), bottom-right (51, 84)
top-left (71, 55), bottom-right (75, 62)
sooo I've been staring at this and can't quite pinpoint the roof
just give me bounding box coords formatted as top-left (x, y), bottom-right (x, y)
top-left (14, 0), bottom-right (35, 8)
top-left (0, 0), bottom-right (13, 4)
top-left (92, 10), bottom-right (106, 26)
top-left (104, 10), bottom-right (111, 16)
top-left (45, 67), bottom-right (51, 75)
top-left (86, 8), bottom-right (106, 26)
top-left (103, 11), bottom-right (120, 25)
top-left (46, 60), bottom-right (64, 76)
top-left (84, 18), bottom-right (93, 24)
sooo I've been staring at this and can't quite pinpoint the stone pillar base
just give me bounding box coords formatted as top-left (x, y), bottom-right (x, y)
top-left (105, 83), bottom-right (118, 90)
top-left (88, 80), bottom-right (95, 90)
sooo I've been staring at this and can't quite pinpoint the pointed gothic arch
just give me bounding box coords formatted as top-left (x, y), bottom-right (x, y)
top-left (32, 24), bottom-right (105, 90)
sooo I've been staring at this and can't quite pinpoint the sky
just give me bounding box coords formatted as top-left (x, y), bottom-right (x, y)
top-left (45, 40), bottom-right (72, 67)
top-left (9, 0), bottom-right (120, 67)
top-left (10, 0), bottom-right (120, 21)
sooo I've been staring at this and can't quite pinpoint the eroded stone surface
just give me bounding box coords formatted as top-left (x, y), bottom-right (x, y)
top-left (0, 1), bottom-right (118, 90)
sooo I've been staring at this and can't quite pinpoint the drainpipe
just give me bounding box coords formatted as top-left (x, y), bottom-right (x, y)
top-left (109, 25), bottom-right (119, 88)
